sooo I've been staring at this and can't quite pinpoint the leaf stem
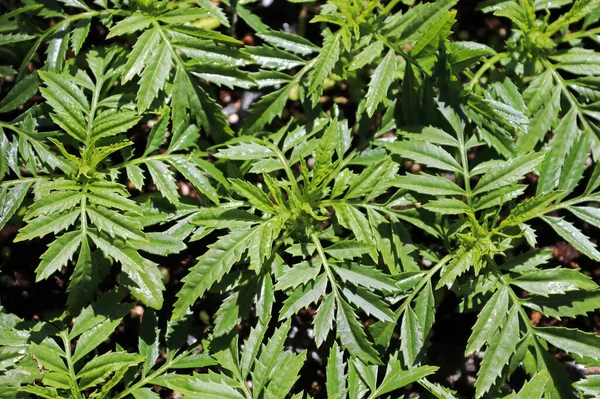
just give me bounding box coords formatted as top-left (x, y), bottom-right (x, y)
top-left (60, 331), bottom-right (84, 399)
top-left (311, 233), bottom-right (341, 298)
top-left (466, 52), bottom-right (509, 89)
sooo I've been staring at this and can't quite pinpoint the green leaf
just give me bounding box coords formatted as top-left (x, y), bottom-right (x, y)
top-left (336, 298), bottom-right (381, 365)
top-left (86, 206), bottom-right (145, 241)
top-left (151, 373), bottom-right (244, 399)
top-left (72, 315), bottom-right (127, 362)
top-left (475, 305), bottom-right (519, 398)
top-left (77, 352), bottom-right (143, 389)
top-left (349, 40), bottom-right (384, 71)
top-left (137, 40), bottom-right (173, 113)
top-left (423, 198), bottom-right (470, 214)
top-left (395, 174), bottom-right (466, 196)
top-left (500, 191), bottom-right (562, 227)
top-left (542, 216), bottom-right (600, 261)
top-left (324, 241), bottom-right (374, 260)
top-left (374, 361), bottom-right (438, 398)
top-left (551, 49), bottom-right (600, 76)
top-left (509, 267), bottom-right (597, 296)
top-left (575, 375), bottom-right (600, 397)
top-left (365, 49), bottom-right (397, 117)
top-left (36, 231), bottom-right (82, 281)
top-left (146, 160), bottom-right (179, 204)
top-left (465, 287), bottom-right (509, 355)
top-left (473, 152), bottom-right (544, 194)
top-left (88, 232), bottom-right (164, 309)
top-left (280, 273), bottom-right (328, 319)
top-left (0, 181), bottom-right (32, 231)
top-left (253, 320), bottom-right (291, 397)
top-left (168, 25), bottom-right (241, 44)
top-left (14, 209), bottom-right (80, 242)
top-left (326, 343), bottom-right (347, 399)
top-left (437, 245), bottom-right (480, 288)
top-left (314, 293), bottom-right (336, 348)
top-left (240, 84), bottom-right (293, 135)
top-left (411, 10), bottom-right (456, 56)
top-left (263, 351), bottom-right (306, 399)
top-left (85, 191), bottom-right (141, 215)
top-left (173, 228), bottom-right (255, 319)
top-left (144, 109), bottom-right (170, 156)
top-left (342, 286), bottom-right (394, 322)
top-left (514, 370), bottom-right (549, 399)
top-left (385, 140), bottom-right (462, 173)
top-left (123, 28), bottom-right (161, 82)
top-left (307, 32), bottom-right (341, 97)
top-left (332, 263), bottom-right (397, 292)
top-left (344, 158), bottom-right (399, 200)
top-left (0, 72), bottom-right (38, 113)
top-left (400, 307), bottom-right (423, 366)
top-left (229, 178), bottom-right (275, 213)
top-left (447, 41), bottom-right (495, 72)
top-left (71, 17), bottom-right (90, 55)
top-left (558, 131), bottom-right (591, 194)
top-left (257, 30), bottom-right (318, 56)
top-left (131, 388), bottom-right (160, 399)
top-left (196, 0), bottom-right (230, 27)
top-left (138, 309), bottom-right (159, 378)
top-left (535, 326), bottom-right (600, 360)
top-left (106, 14), bottom-right (153, 38)
top-left (67, 236), bottom-right (96, 314)
top-left (522, 291), bottom-right (600, 319)
top-left (537, 109), bottom-right (578, 195)
top-left (170, 353), bottom-right (218, 369)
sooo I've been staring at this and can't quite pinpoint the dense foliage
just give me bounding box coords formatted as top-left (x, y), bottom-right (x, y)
top-left (1, 0), bottom-right (600, 398)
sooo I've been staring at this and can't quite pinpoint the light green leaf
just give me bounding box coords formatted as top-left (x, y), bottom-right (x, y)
top-left (366, 49), bottom-right (396, 117)
top-left (537, 109), bottom-right (578, 195)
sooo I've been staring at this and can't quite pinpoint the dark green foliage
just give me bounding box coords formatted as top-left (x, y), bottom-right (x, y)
top-left (1, 0), bottom-right (600, 398)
